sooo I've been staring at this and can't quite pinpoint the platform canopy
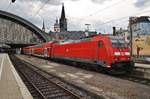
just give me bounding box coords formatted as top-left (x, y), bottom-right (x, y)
top-left (0, 10), bottom-right (50, 48)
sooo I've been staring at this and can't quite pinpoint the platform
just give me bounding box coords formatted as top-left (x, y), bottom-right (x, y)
top-left (135, 63), bottom-right (150, 69)
top-left (0, 54), bottom-right (33, 99)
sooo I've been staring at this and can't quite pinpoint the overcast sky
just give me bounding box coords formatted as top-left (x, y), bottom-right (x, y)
top-left (0, 0), bottom-right (150, 33)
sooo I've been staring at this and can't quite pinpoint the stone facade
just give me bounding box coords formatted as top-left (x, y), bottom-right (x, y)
top-left (0, 18), bottom-right (43, 44)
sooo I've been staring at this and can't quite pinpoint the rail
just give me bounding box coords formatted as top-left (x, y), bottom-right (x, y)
top-left (10, 55), bottom-right (103, 99)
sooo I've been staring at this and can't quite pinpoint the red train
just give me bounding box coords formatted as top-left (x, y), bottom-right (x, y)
top-left (22, 35), bottom-right (134, 74)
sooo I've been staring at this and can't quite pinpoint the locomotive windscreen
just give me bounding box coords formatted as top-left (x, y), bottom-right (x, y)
top-left (111, 38), bottom-right (128, 48)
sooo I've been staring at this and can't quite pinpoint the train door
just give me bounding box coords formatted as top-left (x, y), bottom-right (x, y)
top-left (48, 45), bottom-right (52, 58)
top-left (31, 48), bottom-right (34, 55)
top-left (44, 43), bottom-right (53, 58)
top-left (44, 48), bottom-right (48, 58)
top-left (98, 40), bottom-right (108, 66)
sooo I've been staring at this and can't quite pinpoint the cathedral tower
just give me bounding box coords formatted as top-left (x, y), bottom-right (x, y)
top-left (59, 3), bottom-right (67, 32)
top-left (54, 19), bottom-right (60, 32)
top-left (42, 20), bottom-right (45, 32)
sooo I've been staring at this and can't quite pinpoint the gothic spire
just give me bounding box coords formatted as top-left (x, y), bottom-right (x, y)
top-left (59, 3), bottom-right (67, 32)
top-left (60, 3), bottom-right (66, 19)
top-left (42, 20), bottom-right (45, 32)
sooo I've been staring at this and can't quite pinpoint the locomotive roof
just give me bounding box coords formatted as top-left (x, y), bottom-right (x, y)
top-left (109, 36), bottom-right (124, 40)
top-left (58, 35), bottom-right (100, 45)
top-left (80, 34), bottom-right (98, 39)
top-left (58, 35), bottom-right (126, 45)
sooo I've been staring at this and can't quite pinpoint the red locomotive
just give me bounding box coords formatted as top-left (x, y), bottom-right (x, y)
top-left (22, 35), bottom-right (134, 74)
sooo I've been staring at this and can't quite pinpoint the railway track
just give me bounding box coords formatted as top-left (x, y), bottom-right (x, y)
top-left (10, 55), bottom-right (102, 99)
top-left (63, 60), bottom-right (150, 86)
top-left (118, 73), bottom-right (150, 86)
top-left (56, 59), bottom-right (150, 86)
top-left (29, 55), bottom-right (150, 87)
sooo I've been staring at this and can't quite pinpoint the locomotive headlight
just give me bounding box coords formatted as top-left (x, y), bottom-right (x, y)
top-left (125, 52), bottom-right (130, 55)
top-left (114, 52), bottom-right (120, 56)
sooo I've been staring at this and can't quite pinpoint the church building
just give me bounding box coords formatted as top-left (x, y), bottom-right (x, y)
top-left (59, 3), bottom-right (67, 32)
top-left (49, 4), bottom-right (97, 40)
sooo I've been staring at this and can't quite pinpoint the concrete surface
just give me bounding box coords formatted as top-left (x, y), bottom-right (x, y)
top-left (17, 55), bottom-right (150, 99)
top-left (0, 53), bottom-right (33, 99)
top-left (135, 63), bottom-right (150, 69)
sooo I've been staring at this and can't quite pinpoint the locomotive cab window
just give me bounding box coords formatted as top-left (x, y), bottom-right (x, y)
top-left (98, 41), bottom-right (103, 48)
top-left (111, 39), bottom-right (127, 48)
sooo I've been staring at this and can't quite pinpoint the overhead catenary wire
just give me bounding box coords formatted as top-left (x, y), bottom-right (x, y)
top-left (33, 0), bottom-right (51, 17)
top-left (79, 0), bottom-right (126, 21)
top-left (4, 0), bottom-right (150, 32)
top-left (66, 0), bottom-right (129, 31)
top-left (97, 9), bottom-right (150, 27)
top-left (75, 0), bottom-right (150, 32)
top-left (66, 0), bottom-right (126, 24)
top-left (6, 1), bottom-right (12, 11)
top-left (96, 9), bottom-right (150, 33)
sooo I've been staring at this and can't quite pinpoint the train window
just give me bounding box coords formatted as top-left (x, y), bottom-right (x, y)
top-left (98, 41), bottom-right (103, 48)
top-left (81, 38), bottom-right (92, 42)
top-left (111, 39), bottom-right (128, 48)
top-left (35, 44), bottom-right (43, 48)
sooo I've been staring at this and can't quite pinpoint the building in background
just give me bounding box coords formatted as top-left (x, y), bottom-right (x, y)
top-left (54, 19), bottom-right (60, 32)
top-left (112, 27), bottom-right (130, 43)
top-left (130, 16), bottom-right (150, 56)
top-left (59, 3), bottom-right (67, 32)
top-left (49, 4), bottom-right (97, 40)
top-left (42, 21), bottom-right (45, 32)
